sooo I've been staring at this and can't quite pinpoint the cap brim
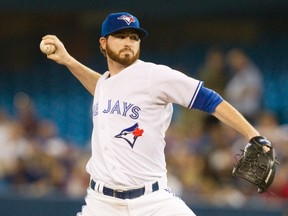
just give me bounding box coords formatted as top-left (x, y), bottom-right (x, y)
top-left (104, 26), bottom-right (148, 39)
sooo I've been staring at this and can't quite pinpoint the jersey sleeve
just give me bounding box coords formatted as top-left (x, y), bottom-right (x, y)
top-left (148, 64), bottom-right (203, 108)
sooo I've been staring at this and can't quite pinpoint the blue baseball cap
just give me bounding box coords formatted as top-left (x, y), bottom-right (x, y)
top-left (101, 12), bottom-right (148, 39)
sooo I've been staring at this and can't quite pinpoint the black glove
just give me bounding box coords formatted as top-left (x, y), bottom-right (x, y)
top-left (232, 136), bottom-right (279, 193)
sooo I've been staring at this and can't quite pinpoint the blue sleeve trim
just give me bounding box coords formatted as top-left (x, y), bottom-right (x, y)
top-left (190, 86), bottom-right (223, 113)
top-left (188, 81), bottom-right (203, 108)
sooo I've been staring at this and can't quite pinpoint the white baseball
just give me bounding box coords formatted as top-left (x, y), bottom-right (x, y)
top-left (40, 40), bottom-right (56, 55)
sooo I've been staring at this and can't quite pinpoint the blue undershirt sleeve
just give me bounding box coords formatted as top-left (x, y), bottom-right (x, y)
top-left (191, 85), bottom-right (223, 114)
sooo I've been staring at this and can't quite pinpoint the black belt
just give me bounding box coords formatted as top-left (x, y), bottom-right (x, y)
top-left (90, 179), bottom-right (159, 199)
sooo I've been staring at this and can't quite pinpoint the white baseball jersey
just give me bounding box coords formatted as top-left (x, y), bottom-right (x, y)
top-left (86, 60), bottom-right (202, 188)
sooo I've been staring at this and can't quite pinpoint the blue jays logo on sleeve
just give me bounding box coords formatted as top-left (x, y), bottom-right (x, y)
top-left (114, 123), bottom-right (144, 148)
top-left (117, 15), bottom-right (135, 25)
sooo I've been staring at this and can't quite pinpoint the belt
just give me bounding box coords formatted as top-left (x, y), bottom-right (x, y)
top-left (90, 179), bottom-right (159, 199)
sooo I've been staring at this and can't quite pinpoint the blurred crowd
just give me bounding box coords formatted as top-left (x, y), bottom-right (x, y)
top-left (166, 47), bottom-right (288, 208)
top-left (0, 93), bottom-right (90, 199)
top-left (0, 47), bottom-right (288, 210)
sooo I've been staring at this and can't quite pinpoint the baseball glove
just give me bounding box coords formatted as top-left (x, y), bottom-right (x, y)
top-left (232, 136), bottom-right (279, 193)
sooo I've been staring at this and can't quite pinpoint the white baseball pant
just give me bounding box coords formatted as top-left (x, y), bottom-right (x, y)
top-left (77, 187), bottom-right (196, 216)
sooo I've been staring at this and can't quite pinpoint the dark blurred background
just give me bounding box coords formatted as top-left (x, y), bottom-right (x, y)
top-left (0, 1), bottom-right (288, 216)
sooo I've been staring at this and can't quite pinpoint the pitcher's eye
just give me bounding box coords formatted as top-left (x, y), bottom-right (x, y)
top-left (115, 34), bottom-right (126, 39)
top-left (130, 35), bottom-right (140, 41)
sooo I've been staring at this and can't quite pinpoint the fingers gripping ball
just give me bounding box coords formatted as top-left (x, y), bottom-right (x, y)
top-left (232, 136), bottom-right (279, 193)
top-left (40, 40), bottom-right (56, 55)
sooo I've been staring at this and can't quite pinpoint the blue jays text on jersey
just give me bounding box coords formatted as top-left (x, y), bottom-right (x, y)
top-left (93, 99), bottom-right (141, 120)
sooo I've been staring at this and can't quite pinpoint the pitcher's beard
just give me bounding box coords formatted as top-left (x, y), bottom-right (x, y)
top-left (106, 45), bottom-right (140, 66)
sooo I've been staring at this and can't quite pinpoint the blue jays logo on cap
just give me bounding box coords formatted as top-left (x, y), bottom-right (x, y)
top-left (101, 12), bottom-right (148, 38)
top-left (114, 123), bottom-right (144, 149)
top-left (117, 15), bottom-right (135, 25)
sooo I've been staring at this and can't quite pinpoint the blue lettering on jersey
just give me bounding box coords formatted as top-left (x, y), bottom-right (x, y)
top-left (123, 102), bottom-right (134, 116)
top-left (110, 100), bottom-right (121, 114)
top-left (130, 106), bottom-right (141, 119)
top-left (93, 99), bottom-right (141, 119)
top-left (103, 99), bottom-right (111, 113)
top-left (92, 103), bottom-right (98, 116)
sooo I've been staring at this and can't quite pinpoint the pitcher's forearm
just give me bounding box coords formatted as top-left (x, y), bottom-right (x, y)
top-left (41, 35), bottom-right (101, 95)
top-left (66, 57), bottom-right (101, 95)
top-left (212, 100), bottom-right (260, 140)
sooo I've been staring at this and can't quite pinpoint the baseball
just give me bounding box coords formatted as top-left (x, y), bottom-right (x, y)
top-left (40, 40), bottom-right (56, 55)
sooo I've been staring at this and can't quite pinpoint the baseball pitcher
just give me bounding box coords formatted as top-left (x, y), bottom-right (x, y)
top-left (40, 12), bottom-right (277, 216)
